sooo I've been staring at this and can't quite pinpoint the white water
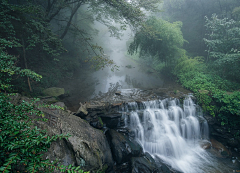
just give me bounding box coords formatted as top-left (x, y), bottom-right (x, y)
top-left (123, 96), bottom-right (232, 173)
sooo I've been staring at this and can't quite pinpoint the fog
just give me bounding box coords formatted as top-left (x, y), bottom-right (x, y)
top-left (59, 22), bottom-right (189, 111)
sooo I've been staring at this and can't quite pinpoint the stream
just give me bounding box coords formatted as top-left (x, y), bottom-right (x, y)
top-left (59, 33), bottom-right (239, 172)
top-left (60, 33), bottom-right (190, 111)
top-left (122, 97), bottom-right (235, 173)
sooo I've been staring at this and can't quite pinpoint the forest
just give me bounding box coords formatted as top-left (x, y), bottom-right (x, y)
top-left (1, 0), bottom-right (240, 172)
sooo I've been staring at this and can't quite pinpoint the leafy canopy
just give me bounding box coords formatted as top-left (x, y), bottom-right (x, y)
top-left (128, 16), bottom-right (185, 65)
top-left (204, 14), bottom-right (240, 82)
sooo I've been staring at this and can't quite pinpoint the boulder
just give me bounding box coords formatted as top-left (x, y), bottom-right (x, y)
top-left (227, 138), bottom-right (239, 148)
top-left (199, 140), bottom-right (211, 149)
top-left (210, 139), bottom-right (231, 157)
top-left (89, 117), bottom-right (104, 129)
top-left (131, 153), bottom-right (180, 173)
top-left (76, 102), bottom-right (88, 118)
top-left (106, 129), bottom-right (143, 164)
top-left (43, 87), bottom-right (65, 97)
top-left (37, 107), bottom-right (114, 172)
top-left (42, 138), bottom-right (76, 167)
top-left (131, 157), bottom-right (159, 173)
top-left (100, 112), bottom-right (122, 129)
top-left (154, 156), bottom-right (183, 173)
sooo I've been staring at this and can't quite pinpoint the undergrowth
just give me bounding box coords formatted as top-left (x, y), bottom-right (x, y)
top-left (173, 55), bottom-right (240, 128)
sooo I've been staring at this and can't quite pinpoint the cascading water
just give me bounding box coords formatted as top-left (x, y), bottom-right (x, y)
top-left (123, 96), bottom-right (232, 173)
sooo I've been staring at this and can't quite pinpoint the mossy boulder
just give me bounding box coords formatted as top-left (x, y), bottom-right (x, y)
top-left (43, 87), bottom-right (65, 97)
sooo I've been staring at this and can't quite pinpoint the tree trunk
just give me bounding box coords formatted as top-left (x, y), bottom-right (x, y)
top-left (60, 2), bottom-right (82, 39)
top-left (21, 38), bottom-right (32, 92)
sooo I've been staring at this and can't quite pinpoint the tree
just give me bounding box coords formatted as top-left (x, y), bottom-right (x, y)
top-left (128, 16), bottom-right (185, 66)
top-left (160, 0), bottom-right (240, 57)
top-left (41, 0), bottom-right (161, 38)
top-left (0, 0), bottom-right (162, 93)
top-left (0, 0), bottom-right (65, 92)
top-left (204, 14), bottom-right (240, 82)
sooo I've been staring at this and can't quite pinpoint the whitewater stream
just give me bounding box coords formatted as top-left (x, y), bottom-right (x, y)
top-left (59, 30), bottom-right (239, 172)
top-left (122, 96), bottom-right (235, 173)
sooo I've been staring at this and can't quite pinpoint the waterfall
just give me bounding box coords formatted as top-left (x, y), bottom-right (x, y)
top-left (123, 96), bottom-right (228, 173)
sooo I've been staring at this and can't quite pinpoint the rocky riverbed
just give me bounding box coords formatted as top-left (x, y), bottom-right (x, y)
top-left (11, 88), bottom-right (240, 172)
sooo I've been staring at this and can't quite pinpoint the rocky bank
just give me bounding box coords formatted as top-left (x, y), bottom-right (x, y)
top-left (10, 90), bottom-right (240, 172)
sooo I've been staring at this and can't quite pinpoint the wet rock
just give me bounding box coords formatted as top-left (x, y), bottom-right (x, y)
top-left (131, 153), bottom-right (181, 173)
top-left (154, 156), bottom-right (183, 173)
top-left (100, 112), bottom-right (122, 129)
top-left (85, 115), bottom-right (91, 122)
top-left (116, 128), bottom-right (132, 136)
top-left (115, 91), bottom-right (121, 96)
top-left (89, 111), bottom-right (97, 117)
top-left (210, 139), bottom-right (231, 157)
top-left (116, 128), bottom-right (135, 138)
top-left (131, 157), bottom-right (159, 173)
top-left (203, 115), bottom-right (216, 125)
top-left (215, 128), bottom-right (226, 135)
top-left (197, 116), bottom-right (207, 124)
top-left (199, 140), bottom-right (211, 149)
top-left (114, 162), bottom-right (130, 173)
top-left (227, 138), bottom-right (239, 148)
top-left (144, 152), bottom-right (155, 163)
top-left (89, 117), bottom-right (104, 129)
top-left (106, 129), bottom-right (143, 164)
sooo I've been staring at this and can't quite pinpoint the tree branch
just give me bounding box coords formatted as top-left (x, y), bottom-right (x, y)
top-left (60, 2), bottom-right (82, 39)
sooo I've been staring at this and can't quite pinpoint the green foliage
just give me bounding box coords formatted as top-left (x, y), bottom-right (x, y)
top-left (161, 0), bottom-right (240, 56)
top-left (0, 93), bottom-right (87, 172)
top-left (0, 0), bottom-right (65, 93)
top-left (90, 0), bottom-right (161, 35)
top-left (174, 55), bottom-right (240, 127)
top-left (173, 54), bottom-right (204, 75)
top-left (128, 16), bottom-right (185, 66)
top-left (0, 0), bottom-right (162, 93)
top-left (204, 14), bottom-right (240, 82)
top-left (0, 41), bottom-right (42, 92)
top-left (0, 1), bottom-right (64, 56)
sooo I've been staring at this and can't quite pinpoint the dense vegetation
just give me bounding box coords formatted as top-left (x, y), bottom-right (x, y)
top-left (0, 0), bottom-right (160, 95)
top-left (1, 0), bottom-right (240, 171)
top-left (128, 0), bottom-right (240, 130)
top-left (0, 93), bottom-right (89, 173)
top-left (0, 0), bottom-right (161, 172)
top-left (128, 16), bottom-right (185, 67)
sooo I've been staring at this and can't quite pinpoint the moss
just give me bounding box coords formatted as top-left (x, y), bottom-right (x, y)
top-left (98, 117), bottom-right (103, 126)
